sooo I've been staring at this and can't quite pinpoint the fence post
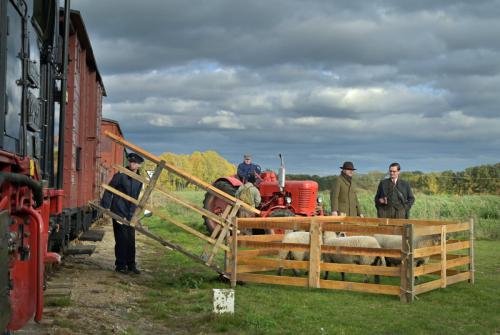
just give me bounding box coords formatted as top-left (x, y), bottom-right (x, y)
top-left (308, 219), bottom-right (322, 288)
top-left (230, 217), bottom-right (238, 288)
top-left (400, 223), bottom-right (415, 303)
top-left (440, 224), bottom-right (447, 288)
top-left (469, 217), bottom-right (475, 284)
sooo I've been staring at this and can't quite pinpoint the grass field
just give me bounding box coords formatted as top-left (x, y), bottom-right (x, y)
top-left (136, 191), bottom-right (500, 334)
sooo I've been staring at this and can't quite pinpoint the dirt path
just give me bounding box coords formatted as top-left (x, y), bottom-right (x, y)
top-left (17, 219), bottom-right (172, 335)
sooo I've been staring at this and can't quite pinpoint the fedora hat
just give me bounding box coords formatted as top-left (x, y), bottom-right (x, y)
top-left (340, 161), bottom-right (356, 170)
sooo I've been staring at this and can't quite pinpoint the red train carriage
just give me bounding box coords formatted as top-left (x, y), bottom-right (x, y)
top-left (50, 9), bottom-right (107, 249)
top-left (100, 118), bottom-right (126, 188)
top-left (0, 1), bottom-right (118, 332)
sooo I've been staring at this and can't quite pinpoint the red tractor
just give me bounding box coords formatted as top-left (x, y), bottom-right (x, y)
top-left (203, 154), bottom-right (324, 233)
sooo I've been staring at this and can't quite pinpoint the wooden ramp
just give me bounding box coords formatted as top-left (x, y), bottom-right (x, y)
top-left (91, 131), bottom-right (259, 278)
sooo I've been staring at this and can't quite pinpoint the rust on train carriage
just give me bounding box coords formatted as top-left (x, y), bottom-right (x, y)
top-left (100, 118), bottom-right (126, 186)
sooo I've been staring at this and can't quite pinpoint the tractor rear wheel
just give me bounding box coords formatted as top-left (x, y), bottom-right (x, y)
top-left (203, 180), bottom-right (237, 234)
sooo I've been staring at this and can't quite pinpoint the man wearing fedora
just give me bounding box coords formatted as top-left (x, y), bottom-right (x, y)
top-left (374, 162), bottom-right (415, 219)
top-left (101, 152), bottom-right (144, 274)
top-left (330, 161), bottom-right (363, 217)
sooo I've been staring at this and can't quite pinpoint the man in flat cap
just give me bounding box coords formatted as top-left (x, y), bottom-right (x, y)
top-left (237, 154), bottom-right (261, 183)
top-left (374, 162), bottom-right (415, 219)
top-left (101, 152), bottom-right (144, 274)
top-left (330, 161), bottom-right (363, 217)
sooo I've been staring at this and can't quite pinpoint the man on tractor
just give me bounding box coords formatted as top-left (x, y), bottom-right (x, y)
top-left (237, 154), bottom-right (261, 183)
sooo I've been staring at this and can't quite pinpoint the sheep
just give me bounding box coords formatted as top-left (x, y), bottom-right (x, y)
top-left (277, 231), bottom-right (310, 276)
top-left (322, 232), bottom-right (386, 284)
top-left (373, 234), bottom-right (440, 267)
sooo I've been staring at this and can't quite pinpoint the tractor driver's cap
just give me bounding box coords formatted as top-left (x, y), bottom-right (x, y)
top-left (244, 154), bottom-right (252, 160)
top-left (127, 153), bottom-right (144, 164)
top-left (340, 161), bottom-right (356, 170)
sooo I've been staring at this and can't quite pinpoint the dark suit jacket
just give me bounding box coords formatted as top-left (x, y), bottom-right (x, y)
top-left (374, 178), bottom-right (415, 218)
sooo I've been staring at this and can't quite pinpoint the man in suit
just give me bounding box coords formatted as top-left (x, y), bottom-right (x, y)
top-left (101, 152), bottom-right (144, 274)
top-left (374, 162), bottom-right (415, 219)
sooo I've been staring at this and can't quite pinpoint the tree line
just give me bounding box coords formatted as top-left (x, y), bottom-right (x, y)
top-left (144, 151), bottom-right (498, 195)
top-left (288, 163), bottom-right (500, 195)
top-left (143, 151), bottom-right (235, 191)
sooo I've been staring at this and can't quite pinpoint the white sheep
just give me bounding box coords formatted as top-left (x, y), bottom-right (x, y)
top-left (373, 234), bottom-right (440, 267)
top-left (277, 231), bottom-right (310, 276)
top-left (322, 232), bottom-right (386, 283)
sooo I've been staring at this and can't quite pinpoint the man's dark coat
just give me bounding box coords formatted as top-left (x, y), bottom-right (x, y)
top-left (101, 169), bottom-right (143, 220)
top-left (374, 178), bottom-right (415, 219)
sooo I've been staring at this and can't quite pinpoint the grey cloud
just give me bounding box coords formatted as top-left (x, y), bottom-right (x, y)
top-left (73, 0), bottom-right (500, 174)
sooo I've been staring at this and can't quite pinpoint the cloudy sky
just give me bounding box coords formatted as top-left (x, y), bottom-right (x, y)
top-left (75, 0), bottom-right (500, 175)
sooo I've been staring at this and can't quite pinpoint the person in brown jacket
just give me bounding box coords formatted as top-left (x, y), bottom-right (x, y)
top-left (330, 161), bottom-right (363, 217)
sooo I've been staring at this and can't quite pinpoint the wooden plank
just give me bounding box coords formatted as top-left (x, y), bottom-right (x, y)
top-left (321, 263), bottom-right (400, 277)
top-left (236, 265), bottom-right (281, 273)
top-left (400, 224), bottom-right (415, 303)
top-left (447, 222), bottom-right (470, 233)
top-left (238, 240), bottom-right (310, 251)
top-left (236, 219), bottom-right (404, 235)
top-left (469, 218), bottom-right (475, 284)
top-left (308, 220), bottom-right (322, 288)
top-left (414, 263), bottom-right (441, 277)
top-left (319, 279), bottom-right (400, 296)
top-left (237, 216), bottom-right (458, 226)
top-left (414, 245), bottom-right (441, 258)
top-left (415, 256), bottom-right (472, 277)
top-left (441, 225), bottom-right (447, 288)
top-left (134, 225), bottom-right (227, 277)
top-left (447, 271), bottom-right (471, 285)
top-left (447, 241), bottom-right (470, 252)
top-left (414, 225), bottom-right (443, 237)
top-left (415, 279), bottom-right (441, 295)
top-left (238, 257), bottom-right (309, 270)
top-left (90, 202), bottom-right (132, 226)
top-left (104, 130), bottom-right (260, 215)
top-left (130, 160), bottom-right (165, 226)
top-left (113, 164), bottom-right (150, 184)
top-left (231, 217), bottom-right (238, 288)
top-left (238, 240), bottom-right (401, 258)
top-left (238, 249), bottom-right (279, 259)
top-left (206, 224), bottom-right (230, 265)
top-left (447, 256), bottom-right (471, 268)
top-left (322, 223), bottom-right (404, 235)
top-left (201, 224), bottom-right (222, 262)
top-left (238, 234), bottom-right (285, 242)
top-left (430, 253), bottom-right (462, 260)
top-left (322, 245), bottom-right (401, 258)
top-left (237, 273), bottom-right (308, 287)
top-left (101, 184), bottom-right (140, 206)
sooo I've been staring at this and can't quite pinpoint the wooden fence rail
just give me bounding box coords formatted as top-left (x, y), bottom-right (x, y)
top-left (230, 216), bottom-right (474, 302)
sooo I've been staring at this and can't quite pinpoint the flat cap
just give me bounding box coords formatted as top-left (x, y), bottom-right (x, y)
top-left (127, 153), bottom-right (144, 164)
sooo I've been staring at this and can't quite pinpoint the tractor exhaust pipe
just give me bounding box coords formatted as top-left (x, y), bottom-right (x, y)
top-left (278, 153), bottom-right (285, 192)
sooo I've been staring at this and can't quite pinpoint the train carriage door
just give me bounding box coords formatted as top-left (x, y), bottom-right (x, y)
top-left (1, 0), bottom-right (25, 154)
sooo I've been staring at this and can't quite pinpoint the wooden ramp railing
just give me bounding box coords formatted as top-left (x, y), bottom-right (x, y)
top-left (91, 131), bottom-right (259, 278)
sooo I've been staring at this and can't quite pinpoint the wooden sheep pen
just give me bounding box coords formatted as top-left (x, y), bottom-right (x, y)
top-left (228, 216), bottom-right (474, 303)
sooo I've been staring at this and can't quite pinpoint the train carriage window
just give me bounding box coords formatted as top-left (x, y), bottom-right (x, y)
top-left (76, 146), bottom-right (82, 171)
top-left (33, 0), bottom-right (56, 42)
